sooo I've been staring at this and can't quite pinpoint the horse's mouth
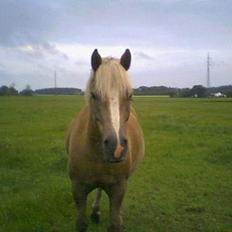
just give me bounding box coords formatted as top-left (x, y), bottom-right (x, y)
top-left (108, 159), bottom-right (124, 164)
top-left (105, 157), bottom-right (125, 164)
top-left (103, 147), bottom-right (127, 164)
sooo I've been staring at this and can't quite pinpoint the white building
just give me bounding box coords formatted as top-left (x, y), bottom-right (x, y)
top-left (211, 92), bottom-right (226, 97)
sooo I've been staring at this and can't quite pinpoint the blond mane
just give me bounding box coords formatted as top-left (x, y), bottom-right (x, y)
top-left (86, 57), bottom-right (132, 100)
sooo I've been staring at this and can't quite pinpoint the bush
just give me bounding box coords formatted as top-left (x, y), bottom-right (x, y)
top-left (226, 91), bottom-right (232, 98)
top-left (179, 88), bottom-right (191, 97)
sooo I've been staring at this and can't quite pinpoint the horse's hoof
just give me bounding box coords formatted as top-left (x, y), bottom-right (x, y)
top-left (90, 211), bottom-right (100, 223)
top-left (76, 221), bottom-right (87, 232)
top-left (107, 225), bottom-right (123, 232)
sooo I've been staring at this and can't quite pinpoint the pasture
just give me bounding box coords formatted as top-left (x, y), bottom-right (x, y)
top-left (0, 96), bottom-right (231, 232)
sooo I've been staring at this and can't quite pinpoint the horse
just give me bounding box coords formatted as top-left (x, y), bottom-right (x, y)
top-left (65, 49), bottom-right (145, 232)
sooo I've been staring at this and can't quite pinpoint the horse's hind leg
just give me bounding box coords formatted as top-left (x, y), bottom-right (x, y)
top-left (91, 188), bottom-right (102, 223)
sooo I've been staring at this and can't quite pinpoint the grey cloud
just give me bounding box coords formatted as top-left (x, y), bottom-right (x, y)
top-left (0, 0), bottom-right (231, 89)
top-left (0, 0), bottom-right (231, 49)
top-left (0, 1), bottom-right (54, 46)
top-left (38, 42), bottom-right (69, 60)
top-left (17, 42), bottom-right (69, 60)
top-left (0, 63), bottom-right (5, 69)
top-left (134, 51), bottom-right (153, 60)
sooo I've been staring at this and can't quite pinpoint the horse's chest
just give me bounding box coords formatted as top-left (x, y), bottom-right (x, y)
top-left (73, 160), bottom-right (129, 185)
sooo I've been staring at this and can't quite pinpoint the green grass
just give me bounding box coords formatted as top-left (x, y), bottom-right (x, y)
top-left (0, 96), bottom-right (232, 232)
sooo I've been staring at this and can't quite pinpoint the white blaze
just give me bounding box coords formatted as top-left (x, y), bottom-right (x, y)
top-left (109, 93), bottom-right (120, 142)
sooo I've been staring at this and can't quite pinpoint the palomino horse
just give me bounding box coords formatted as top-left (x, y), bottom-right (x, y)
top-left (66, 49), bottom-right (145, 232)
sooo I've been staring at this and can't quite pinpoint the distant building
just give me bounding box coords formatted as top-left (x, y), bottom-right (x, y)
top-left (34, 87), bottom-right (83, 95)
top-left (211, 92), bottom-right (226, 98)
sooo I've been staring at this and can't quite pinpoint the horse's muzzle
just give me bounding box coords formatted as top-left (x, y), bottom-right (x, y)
top-left (103, 135), bottom-right (128, 163)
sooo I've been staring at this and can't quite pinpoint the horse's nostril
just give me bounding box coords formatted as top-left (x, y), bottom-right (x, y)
top-left (104, 139), bottom-right (109, 145)
top-left (122, 138), bottom-right (128, 146)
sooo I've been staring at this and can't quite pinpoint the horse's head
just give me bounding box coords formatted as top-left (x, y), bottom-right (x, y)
top-left (86, 49), bottom-right (133, 163)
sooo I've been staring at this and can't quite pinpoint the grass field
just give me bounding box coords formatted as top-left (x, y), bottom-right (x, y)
top-left (0, 96), bottom-right (232, 232)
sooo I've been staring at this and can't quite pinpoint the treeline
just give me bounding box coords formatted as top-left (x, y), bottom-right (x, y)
top-left (134, 86), bottom-right (178, 96)
top-left (0, 85), bottom-right (33, 96)
top-left (1, 84), bottom-right (232, 97)
top-left (134, 85), bottom-right (232, 98)
top-left (34, 88), bottom-right (83, 95)
top-left (0, 86), bottom-right (83, 96)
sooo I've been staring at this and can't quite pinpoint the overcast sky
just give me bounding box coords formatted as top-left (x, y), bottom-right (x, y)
top-left (0, 0), bottom-right (231, 90)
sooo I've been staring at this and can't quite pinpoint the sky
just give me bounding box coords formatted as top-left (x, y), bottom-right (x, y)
top-left (0, 0), bottom-right (231, 90)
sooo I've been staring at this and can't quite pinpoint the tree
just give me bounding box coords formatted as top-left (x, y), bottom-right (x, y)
top-left (8, 83), bottom-right (18, 95)
top-left (0, 85), bottom-right (9, 96)
top-left (190, 85), bottom-right (208, 98)
top-left (226, 91), bottom-right (232, 98)
top-left (179, 88), bottom-right (191, 97)
top-left (0, 84), bottom-right (18, 96)
top-left (20, 85), bottom-right (34, 96)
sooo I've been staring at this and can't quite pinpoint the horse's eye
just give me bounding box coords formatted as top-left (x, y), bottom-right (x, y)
top-left (91, 92), bottom-right (97, 100)
top-left (128, 93), bottom-right (133, 101)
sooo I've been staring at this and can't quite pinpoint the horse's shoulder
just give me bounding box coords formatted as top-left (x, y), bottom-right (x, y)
top-left (71, 105), bottom-right (89, 129)
top-left (65, 105), bottom-right (89, 154)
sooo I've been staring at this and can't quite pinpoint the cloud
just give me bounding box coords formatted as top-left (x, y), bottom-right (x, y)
top-left (0, 0), bottom-right (231, 50)
top-left (0, 63), bottom-right (5, 69)
top-left (17, 42), bottom-right (69, 60)
top-left (0, 0), bottom-right (231, 90)
top-left (134, 51), bottom-right (153, 60)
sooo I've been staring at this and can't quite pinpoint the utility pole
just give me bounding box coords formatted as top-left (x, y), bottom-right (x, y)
top-left (54, 70), bottom-right (57, 89)
top-left (207, 53), bottom-right (211, 88)
top-left (54, 70), bottom-right (57, 95)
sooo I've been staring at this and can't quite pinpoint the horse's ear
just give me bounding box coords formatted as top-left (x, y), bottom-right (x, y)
top-left (120, 49), bottom-right (131, 71)
top-left (91, 49), bottom-right (102, 71)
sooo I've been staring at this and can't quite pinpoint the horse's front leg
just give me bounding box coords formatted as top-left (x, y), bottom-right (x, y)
top-left (72, 182), bottom-right (89, 232)
top-left (91, 188), bottom-right (102, 223)
top-left (106, 181), bottom-right (127, 232)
